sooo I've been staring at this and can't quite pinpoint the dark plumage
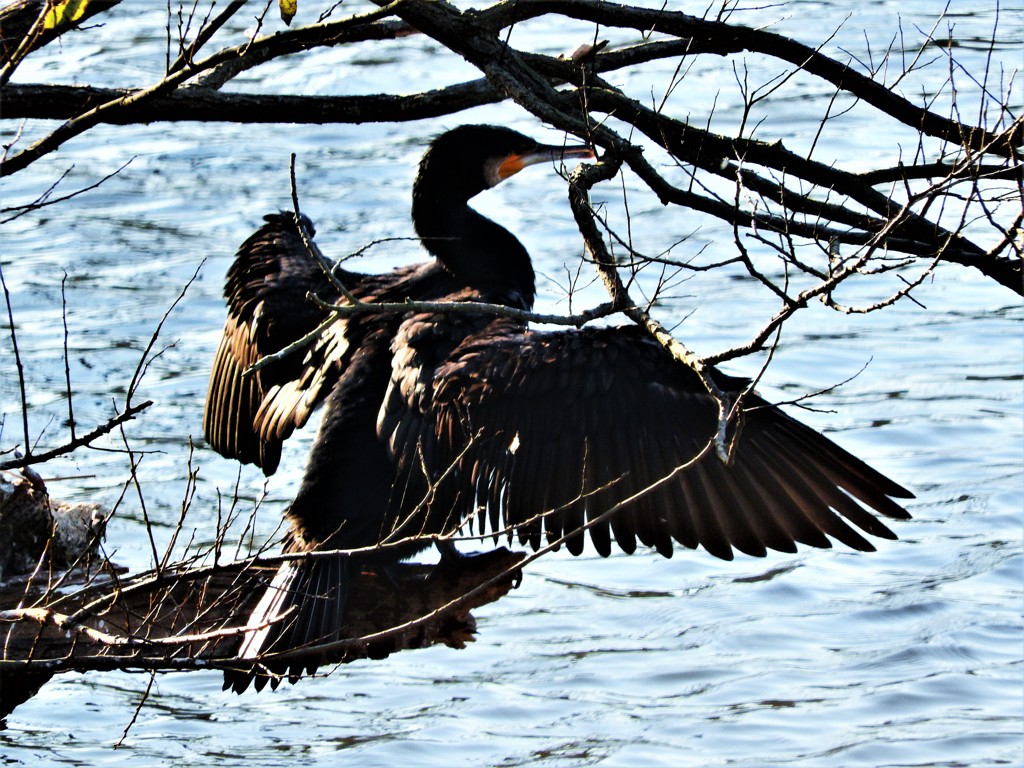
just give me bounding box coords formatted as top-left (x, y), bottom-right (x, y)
top-left (204, 125), bottom-right (912, 692)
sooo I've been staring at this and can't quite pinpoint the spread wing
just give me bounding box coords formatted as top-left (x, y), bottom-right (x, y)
top-left (203, 213), bottom-right (352, 474)
top-left (378, 318), bottom-right (912, 560)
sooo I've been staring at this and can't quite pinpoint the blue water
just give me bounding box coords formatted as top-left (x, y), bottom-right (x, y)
top-left (1, 1), bottom-right (1021, 766)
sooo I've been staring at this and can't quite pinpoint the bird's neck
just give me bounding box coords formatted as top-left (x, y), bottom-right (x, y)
top-left (413, 198), bottom-right (536, 310)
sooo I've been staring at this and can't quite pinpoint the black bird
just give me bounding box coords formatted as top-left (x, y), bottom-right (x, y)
top-left (204, 125), bottom-right (912, 692)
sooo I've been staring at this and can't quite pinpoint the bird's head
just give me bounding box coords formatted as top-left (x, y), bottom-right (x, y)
top-left (414, 125), bottom-right (595, 204)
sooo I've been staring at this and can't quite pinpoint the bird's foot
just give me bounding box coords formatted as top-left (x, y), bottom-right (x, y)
top-left (429, 543), bottom-right (522, 587)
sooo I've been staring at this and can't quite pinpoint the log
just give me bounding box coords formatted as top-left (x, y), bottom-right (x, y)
top-left (1, 533), bottom-right (525, 716)
top-left (0, 471), bottom-right (107, 579)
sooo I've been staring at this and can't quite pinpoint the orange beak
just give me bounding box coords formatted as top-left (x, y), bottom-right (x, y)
top-left (497, 144), bottom-right (596, 180)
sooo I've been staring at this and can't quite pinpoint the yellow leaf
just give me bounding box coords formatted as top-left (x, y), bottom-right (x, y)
top-left (43, 0), bottom-right (90, 30)
top-left (279, 0), bottom-right (297, 26)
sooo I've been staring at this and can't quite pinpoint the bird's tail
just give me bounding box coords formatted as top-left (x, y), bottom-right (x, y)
top-left (223, 552), bottom-right (350, 693)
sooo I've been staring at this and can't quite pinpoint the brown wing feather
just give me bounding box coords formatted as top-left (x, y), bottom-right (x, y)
top-left (381, 318), bottom-right (912, 561)
top-left (204, 214), bottom-right (345, 473)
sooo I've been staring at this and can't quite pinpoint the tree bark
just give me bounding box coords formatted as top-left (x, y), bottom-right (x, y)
top-left (0, 545), bottom-right (525, 716)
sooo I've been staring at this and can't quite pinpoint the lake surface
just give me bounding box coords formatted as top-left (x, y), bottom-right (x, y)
top-left (1, 1), bottom-right (1021, 766)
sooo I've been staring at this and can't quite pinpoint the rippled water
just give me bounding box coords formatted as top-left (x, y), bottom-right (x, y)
top-left (1, 1), bottom-right (1021, 766)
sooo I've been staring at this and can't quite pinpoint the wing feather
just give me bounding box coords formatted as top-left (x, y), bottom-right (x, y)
top-left (203, 214), bottom-right (350, 474)
top-left (381, 318), bottom-right (912, 562)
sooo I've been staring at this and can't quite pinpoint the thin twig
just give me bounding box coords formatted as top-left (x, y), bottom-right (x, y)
top-left (0, 401), bottom-right (153, 472)
top-left (0, 258), bottom-right (31, 457)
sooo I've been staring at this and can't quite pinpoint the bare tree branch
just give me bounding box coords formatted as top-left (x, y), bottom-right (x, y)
top-left (0, 401), bottom-right (153, 472)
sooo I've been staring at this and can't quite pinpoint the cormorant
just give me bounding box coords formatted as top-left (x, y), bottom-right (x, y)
top-left (204, 125), bottom-right (912, 693)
